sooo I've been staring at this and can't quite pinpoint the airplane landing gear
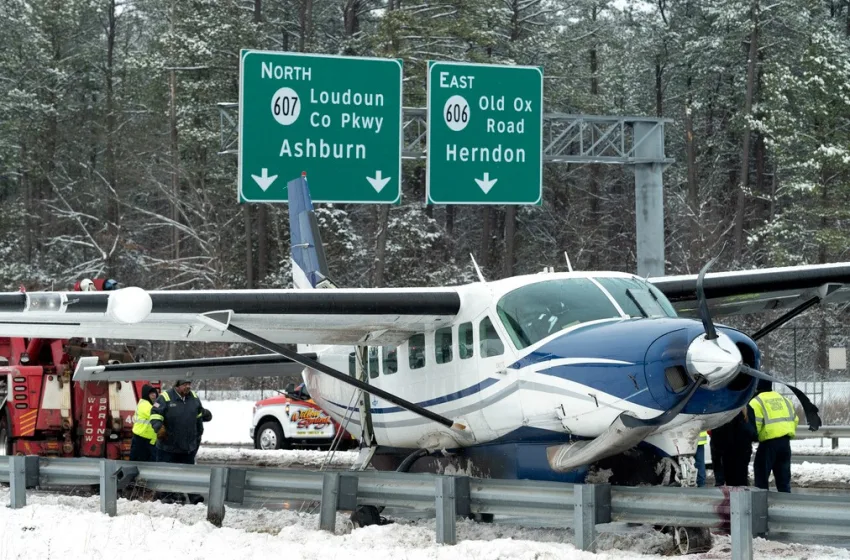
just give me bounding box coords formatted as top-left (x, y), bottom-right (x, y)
top-left (669, 526), bottom-right (712, 555)
top-left (655, 454), bottom-right (711, 555)
top-left (655, 455), bottom-right (697, 487)
top-left (350, 505), bottom-right (391, 528)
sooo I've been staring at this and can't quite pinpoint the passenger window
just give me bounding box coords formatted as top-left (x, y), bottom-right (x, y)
top-left (348, 352), bottom-right (356, 375)
top-left (368, 347), bottom-right (379, 379)
top-left (458, 322), bottom-right (474, 359)
top-left (479, 317), bottom-right (504, 357)
top-left (409, 333), bottom-right (426, 370)
top-left (383, 346), bottom-right (398, 374)
top-left (435, 327), bottom-right (453, 364)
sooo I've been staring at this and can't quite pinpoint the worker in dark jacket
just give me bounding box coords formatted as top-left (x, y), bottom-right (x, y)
top-left (149, 380), bottom-right (204, 465)
top-left (188, 408), bottom-right (213, 464)
top-left (748, 380), bottom-right (799, 493)
top-left (708, 408), bottom-right (756, 486)
top-left (129, 384), bottom-right (159, 462)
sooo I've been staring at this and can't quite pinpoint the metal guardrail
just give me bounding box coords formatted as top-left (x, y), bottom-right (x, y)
top-left (796, 425), bottom-right (850, 449)
top-left (0, 456), bottom-right (847, 560)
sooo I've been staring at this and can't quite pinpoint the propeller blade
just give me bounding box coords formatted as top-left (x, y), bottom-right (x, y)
top-left (740, 365), bottom-right (822, 431)
top-left (696, 257), bottom-right (718, 341)
top-left (620, 377), bottom-right (708, 429)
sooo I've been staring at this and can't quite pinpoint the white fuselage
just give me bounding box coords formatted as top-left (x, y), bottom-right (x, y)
top-left (301, 272), bottom-right (724, 458)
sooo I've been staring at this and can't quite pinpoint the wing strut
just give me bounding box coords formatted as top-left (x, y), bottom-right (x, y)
top-left (750, 296), bottom-right (820, 341)
top-left (354, 346), bottom-right (375, 448)
top-left (749, 283), bottom-right (841, 341)
top-left (225, 323), bottom-right (466, 432)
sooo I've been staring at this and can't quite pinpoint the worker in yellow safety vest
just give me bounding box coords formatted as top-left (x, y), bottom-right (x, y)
top-left (748, 380), bottom-right (799, 493)
top-left (130, 384), bottom-right (159, 462)
top-left (694, 431), bottom-right (708, 487)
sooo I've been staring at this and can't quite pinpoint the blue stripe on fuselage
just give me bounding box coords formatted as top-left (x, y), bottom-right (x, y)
top-left (326, 377), bottom-right (500, 414)
top-left (509, 318), bottom-right (688, 371)
top-left (537, 361), bottom-right (655, 406)
top-left (510, 317), bottom-right (757, 414)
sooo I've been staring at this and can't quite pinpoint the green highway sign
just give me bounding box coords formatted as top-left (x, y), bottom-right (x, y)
top-left (426, 61), bottom-right (543, 205)
top-left (238, 50), bottom-right (402, 203)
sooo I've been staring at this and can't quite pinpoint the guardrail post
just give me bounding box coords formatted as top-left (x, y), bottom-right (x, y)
top-left (9, 456), bottom-right (36, 509)
top-left (750, 488), bottom-right (767, 536)
top-left (99, 459), bottom-right (118, 517)
top-left (319, 472), bottom-right (340, 533)
top-left (207, 467), bottom-right (228, 527)
top-left (225, 468), bottom-right (246, 504)
top-left (435, 475), bottom-right (457, 545)
top-left (730, 488), bottom-right (753, 560)
top-left (338, 474), bottom-right (359, 511)
top-left (454, 476), bottom-right (471, 517)
top-left (574, 483), bottom-right (609, 552)
top-left (832, 437), bottom-right (838, 450)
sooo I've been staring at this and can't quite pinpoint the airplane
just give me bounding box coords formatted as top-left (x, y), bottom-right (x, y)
top-left (0, 176), bottom-right (847, 499)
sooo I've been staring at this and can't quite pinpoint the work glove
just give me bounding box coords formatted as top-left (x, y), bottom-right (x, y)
top-left (157, 426), bottom-right (167, 439)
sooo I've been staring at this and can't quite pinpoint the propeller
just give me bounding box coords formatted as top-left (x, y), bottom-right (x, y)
top-left (694, 257), bottom-right (821, 431)
top-left (621, 259), bottom-right (722, 430)
top-left (548, 258), bottom-right (821, 473)
top-left (620, 376), bottom-right (707, 429)
top-left (696, 256), bottom-right (718, 340)
top-left (624, 258), bottom-right (822, 432)
top-left (740, 364), bottom-right (821, 431)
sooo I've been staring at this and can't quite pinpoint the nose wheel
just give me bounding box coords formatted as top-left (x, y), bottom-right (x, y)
top-left (671, 526), bottom-right (712, 555)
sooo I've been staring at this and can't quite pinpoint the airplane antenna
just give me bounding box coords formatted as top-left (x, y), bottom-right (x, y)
top-left (564, 251), bottom-right (574, 273)
top-left (470, 254), bottom-right (487, 283)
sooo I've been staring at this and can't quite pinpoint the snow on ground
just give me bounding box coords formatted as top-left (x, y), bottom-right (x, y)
top-left (201, 401), bottom-right (255, 445)
top-left (197, 447), bottom-right (359, 468)
top-left (1, 490), bottom-right (848, 560)
top-left (792, 462), bottom-right (850, 488)
top-left (793, 438), bottom-right (850, 455)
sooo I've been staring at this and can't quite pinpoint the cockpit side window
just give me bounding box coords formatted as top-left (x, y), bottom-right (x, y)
top-left (647, 282), bottom-right (678, 317)
top-left (497, 278), bottom-right (620, 349)
top-left (479, 317), bottom-right (504, 357)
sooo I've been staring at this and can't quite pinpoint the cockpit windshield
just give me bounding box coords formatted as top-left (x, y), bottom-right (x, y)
top-left (497, 278), bottom-right (621, 349)
top-left (496, 277), bottom-right (678, 349)
top-left (595, 277), bottom-right (677, 319)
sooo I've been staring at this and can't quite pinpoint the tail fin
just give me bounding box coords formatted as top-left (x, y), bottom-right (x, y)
top-left (288, 175), bottom-right (336, 290)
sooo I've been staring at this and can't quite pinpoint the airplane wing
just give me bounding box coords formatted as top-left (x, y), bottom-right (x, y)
top-left (649, 262), bottom-right (850, 317)
top-left (72, 353), bottom-right (314, 383)
top-left (0, 288), bottom-right (461, 345)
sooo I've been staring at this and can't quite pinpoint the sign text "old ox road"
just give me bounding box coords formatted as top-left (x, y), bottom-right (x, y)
top-left (426, 61), bottom-right (543, 205)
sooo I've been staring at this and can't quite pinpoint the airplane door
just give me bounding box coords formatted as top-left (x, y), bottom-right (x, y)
top-left (476, 314), bottom-right (524, 435)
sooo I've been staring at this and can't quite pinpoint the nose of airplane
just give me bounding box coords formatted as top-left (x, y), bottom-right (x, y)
top-left (685, 332), bottom-right (743, 390)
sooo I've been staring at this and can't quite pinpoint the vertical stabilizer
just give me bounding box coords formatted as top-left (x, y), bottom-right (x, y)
top-left (288, 175), bottom-right (336, 290)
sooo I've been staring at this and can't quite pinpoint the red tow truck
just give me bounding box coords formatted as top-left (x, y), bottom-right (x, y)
top-left (0, 279), bottom-right (155, 458)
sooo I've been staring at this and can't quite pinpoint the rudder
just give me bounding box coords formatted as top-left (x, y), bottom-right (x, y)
top-left (288, 175), bottom-right (335, 289)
